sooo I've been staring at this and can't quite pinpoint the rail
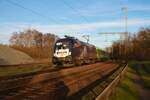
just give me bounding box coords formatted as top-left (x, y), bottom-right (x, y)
top-left (0, 62), bottom-right (118, 99)
top-left (96, 64), bottom-right (128, 100)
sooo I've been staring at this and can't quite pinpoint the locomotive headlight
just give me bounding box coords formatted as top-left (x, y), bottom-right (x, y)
top-left (69, 52), bottom-right (71, 55)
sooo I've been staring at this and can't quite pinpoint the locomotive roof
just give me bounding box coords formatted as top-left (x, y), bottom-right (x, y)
top-left (56, 36), bottom-right (95, 48)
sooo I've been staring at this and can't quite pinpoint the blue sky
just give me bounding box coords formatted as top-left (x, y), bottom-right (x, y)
top-left (0, 0), bottom-right (150, 49)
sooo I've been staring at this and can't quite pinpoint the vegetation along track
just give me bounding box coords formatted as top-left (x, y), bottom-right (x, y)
top-left (0, 62), bottom-right (121, 100)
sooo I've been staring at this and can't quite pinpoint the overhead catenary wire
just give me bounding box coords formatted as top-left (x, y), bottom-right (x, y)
top-left (60, 0), bottom-right (89, 23)
top-left (5, 0), bottom-right (60, 24)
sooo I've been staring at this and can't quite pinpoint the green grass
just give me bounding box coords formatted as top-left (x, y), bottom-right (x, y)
top-left (129, 61), bottom-right (150, 89)
top-left (110, 61), bottom-right (150, 100)
top-left (129, 60), bottom-right (150, 64)
top-left (0, 64), bottom-right (51, 77)
top-left (110, 66), bottom-right (140, 100)
top-left (137, 63), bottom-right (150, 89)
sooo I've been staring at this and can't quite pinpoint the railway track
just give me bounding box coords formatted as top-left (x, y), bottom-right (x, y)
top-left (69, 63), bottom-right (127, 100)
top-left (0, 63), bottom-right (76, 80)
top-left (0, 62), bottom-right (121, 100)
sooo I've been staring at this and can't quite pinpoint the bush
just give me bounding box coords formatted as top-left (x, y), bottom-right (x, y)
top-left (100, 56), bottom-right (110, 62)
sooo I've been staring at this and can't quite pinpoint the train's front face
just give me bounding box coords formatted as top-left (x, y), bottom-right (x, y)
top-left (53, 40), bottom-right (72, 64)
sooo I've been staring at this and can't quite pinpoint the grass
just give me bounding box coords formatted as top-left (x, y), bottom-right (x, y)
top-left (130, 60), bottom-right (150, 64)
top-left (0, 64), bottom-right (51, 77)
top-left (110, 66), bottom-right (140, 100)
top-left (136, 63), bottom-right (150, 89)
top-left (110, 61), bottom-right (150, 100)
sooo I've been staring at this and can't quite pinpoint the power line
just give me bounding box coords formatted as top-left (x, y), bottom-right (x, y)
top-left (60, 0), bottom-right (89, 23)
top-left (5, 0), bottom-right (60, 24)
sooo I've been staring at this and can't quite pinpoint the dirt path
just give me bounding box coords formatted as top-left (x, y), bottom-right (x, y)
top-left (133, 66), bottom-right (150, 100)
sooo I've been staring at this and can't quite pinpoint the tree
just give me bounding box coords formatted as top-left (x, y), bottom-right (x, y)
top-left (110, 27), bottom-right (150, 61)
top-left (9, 29), bottom-right (58, 59)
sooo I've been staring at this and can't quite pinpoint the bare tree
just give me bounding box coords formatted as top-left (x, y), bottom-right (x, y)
top-left (9, 29), bottom-right (58, 59)
top-left (111, 27), bottom-right (150, 61)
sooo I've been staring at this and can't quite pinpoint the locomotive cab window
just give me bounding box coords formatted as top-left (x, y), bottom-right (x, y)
top-left (53, 41), bottom-right (72, 58)
top-left (55, 42), bottom-right (70, 50)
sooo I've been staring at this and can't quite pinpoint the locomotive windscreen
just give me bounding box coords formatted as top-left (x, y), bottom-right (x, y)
top-left (54, 41), bottom-right (71, 58)
top-left (55, 42), bottom-right (69, 50)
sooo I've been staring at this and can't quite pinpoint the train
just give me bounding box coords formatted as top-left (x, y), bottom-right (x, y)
top-left (52, 35), bottom-right (98, 66)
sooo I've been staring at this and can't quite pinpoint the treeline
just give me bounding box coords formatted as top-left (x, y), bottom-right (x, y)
top-left (9, 29), bottom-right (58, 59)
top-left (110, 27), bottom-right (150, 61)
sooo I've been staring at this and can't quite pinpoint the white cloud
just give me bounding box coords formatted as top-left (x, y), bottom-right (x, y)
top-left (1, 18), bottom-right (150, 34)
top-left (0, 33), bottom-right (12, 44)
top-left (14, 19), bottom-right (150, 33)
top-left (0, 18), bottom-right (150, 46)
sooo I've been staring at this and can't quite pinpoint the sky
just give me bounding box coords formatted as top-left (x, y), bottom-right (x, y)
top-left (0, 0), bottom-right (150, 49)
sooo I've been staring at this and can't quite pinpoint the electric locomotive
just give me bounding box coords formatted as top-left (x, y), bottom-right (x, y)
top-left (52, 36), bottom-right (97, 66)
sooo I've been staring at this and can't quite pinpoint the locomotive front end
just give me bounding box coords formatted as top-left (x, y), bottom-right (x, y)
top-left (52, 40), bottom-right (72, 65)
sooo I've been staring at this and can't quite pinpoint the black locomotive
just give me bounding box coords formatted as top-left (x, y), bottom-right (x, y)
top-left (52, 36), bottom-right (97, 66)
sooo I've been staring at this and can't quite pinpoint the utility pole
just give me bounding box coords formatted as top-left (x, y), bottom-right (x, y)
top-left (82, 35), bottom-right (89, 43)
top-left (122, 7), bottom-right (128, 60)
top-left (122, 7), bottom-right (128, 40)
